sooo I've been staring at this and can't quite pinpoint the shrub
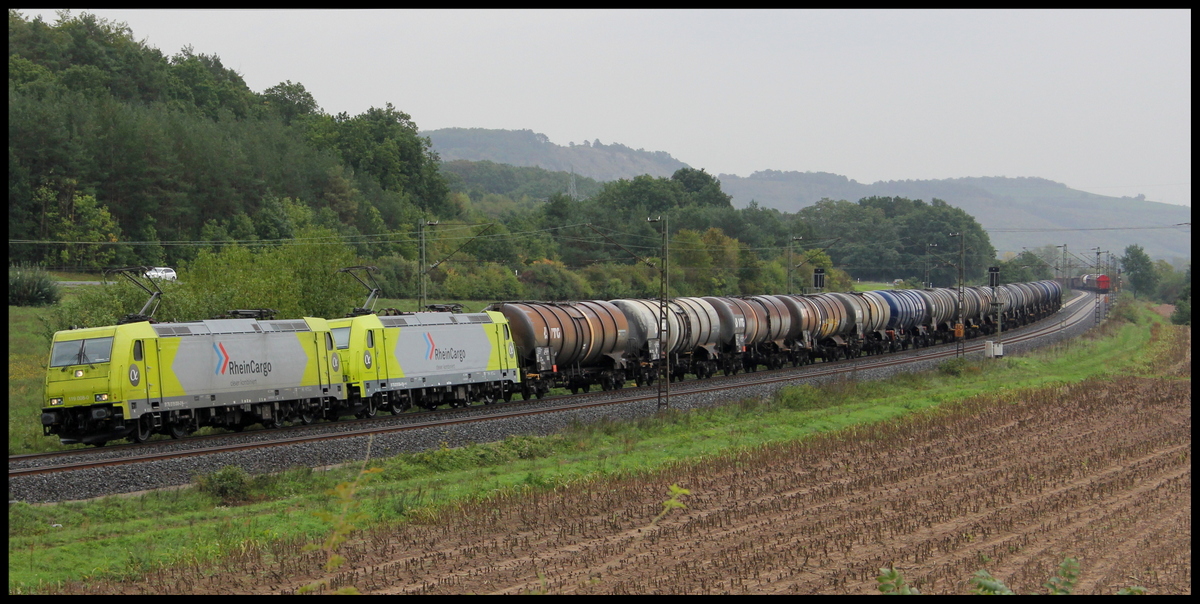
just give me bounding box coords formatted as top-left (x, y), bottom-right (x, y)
top-left (1170, 297), bottom-right (1190, 326)
top-left (938, 357), bottom-right (968, 377)
top-left (1108, 295), bottom-right (1141, 325)
top-left (9, 263), bottom-right (61, 306)
top-left (196, 466), bottom-right (252, 505)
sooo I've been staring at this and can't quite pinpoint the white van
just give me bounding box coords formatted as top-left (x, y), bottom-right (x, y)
top-left (144, 267), bottom-right (177, 281)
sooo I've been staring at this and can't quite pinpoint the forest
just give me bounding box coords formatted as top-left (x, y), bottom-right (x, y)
top-left (11, 10), bottom-right (1022, 309)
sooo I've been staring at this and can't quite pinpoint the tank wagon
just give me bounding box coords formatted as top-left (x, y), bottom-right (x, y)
top-left (485, 300), bottom-right (634, 398)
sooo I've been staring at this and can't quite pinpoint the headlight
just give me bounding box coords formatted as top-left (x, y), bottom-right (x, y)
top-left (74, 370), bottom-right (84, 378)
top-left (49, 398), bottom-right (63, 406)
top-left (94, 393), bottom-right (109, 402)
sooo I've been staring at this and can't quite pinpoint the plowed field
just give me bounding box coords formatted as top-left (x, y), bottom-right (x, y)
top-left (360, 377), bottom-right (1191, 595)
top-left (123, 374), bottom-right (1188, 595)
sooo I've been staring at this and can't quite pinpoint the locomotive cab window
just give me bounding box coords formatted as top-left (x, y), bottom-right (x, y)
top-left (50, 337), bottom-right (114, 367)
top-left (367, 330), bottom-right (375, 348)
top-left (331, 327), bottom-right (350, 350)
top-left (133, 340), bottom-right (143, 361)
top-left (325, 333), bottom-right (334, 351)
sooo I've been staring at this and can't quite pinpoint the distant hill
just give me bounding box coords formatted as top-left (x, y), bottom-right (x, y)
top-left (421, 127), bottom-right (1189, 262)
top-left (718, 171), bottom-right (1191, 262)
top-left (423, 128), bottom-right (690, 182)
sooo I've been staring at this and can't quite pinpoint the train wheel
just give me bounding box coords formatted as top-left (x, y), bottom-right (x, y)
top-left (300, 409), bottom-right (316, 425)
top-left (168, 423), bottom-right (188, 439)
top-left (359, 397), bottom-right (378, 419)
top-left (133, 415), bottom-right (153, 443)
top-left (91, 441), bottom-right (107, 448)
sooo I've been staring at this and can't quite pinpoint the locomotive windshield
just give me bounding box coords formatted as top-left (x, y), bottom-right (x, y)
top-left (331, 327), bottom-right (351, 350)
top-left (49, 337), bottom-right (114, 367)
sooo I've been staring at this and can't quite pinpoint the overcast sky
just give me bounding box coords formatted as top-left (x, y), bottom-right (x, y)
top-left (22, 9), bottom-right (1192, 207)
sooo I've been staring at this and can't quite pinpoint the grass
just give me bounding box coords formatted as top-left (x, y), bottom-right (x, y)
top-left (7, 298), bottom-right (1186, 593)
top-left (853, 281), bottom-right (904, 291)
top-left (48, 271), bottom-right (105, 282)
top-left (9, 306), bottom-right (56, 454)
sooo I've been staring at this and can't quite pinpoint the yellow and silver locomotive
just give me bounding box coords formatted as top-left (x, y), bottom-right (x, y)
top-left (42, 315), bottom-right (345, 446)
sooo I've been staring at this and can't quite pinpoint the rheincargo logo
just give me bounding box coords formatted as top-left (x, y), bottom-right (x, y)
top-left (214, 342), bottom-right (272, 377)
top-left (424, 333), bottom-right (466, 363)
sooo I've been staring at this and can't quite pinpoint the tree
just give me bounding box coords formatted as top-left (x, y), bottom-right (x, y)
top-left (41, 186), bottom-right (123, 270)
top-left (670, 229), bottom-right (714, 295)
top-left (1121, 244), bottom-right (1158, 299)
top-left (998, 250), bottom-right (1054, 284)
top-left (671, 167), bottom-right (732, 208)
top-left (1153, 260), bottom-right (1189, 304)
top-left (262, 80), bottom-right (320, 125)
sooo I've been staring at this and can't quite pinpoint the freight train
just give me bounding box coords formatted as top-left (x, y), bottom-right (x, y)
top-left (1059, 274), bottom-right (1111, 294)
top-left (41, 280), bottom-right (1061, 446)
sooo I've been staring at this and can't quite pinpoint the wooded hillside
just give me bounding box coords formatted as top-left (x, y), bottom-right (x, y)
top-left (9, 10), bottom-right (1015, 308)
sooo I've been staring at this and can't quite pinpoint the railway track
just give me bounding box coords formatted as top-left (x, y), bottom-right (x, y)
top-left (10, 292), bottom-right (1099, 486)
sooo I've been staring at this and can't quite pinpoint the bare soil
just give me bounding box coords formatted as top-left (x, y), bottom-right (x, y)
top-left (56, 328), bottom-right (1192, 595)
top-left (1152, 304), bottom-right (1176, 319)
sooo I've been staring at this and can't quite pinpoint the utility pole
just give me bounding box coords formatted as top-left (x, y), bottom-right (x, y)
top-left (787, 236), bottom-right (803, 295)
top-left (950, 232), bottom-right (965, 357)
top-left (989, 266), bottom-right (1002, 358)
top-left (418, 220), bottom-right (438, 311)
top-left (1099, 249), bottom-right (1104, 329)
top-left (647, 216), bottom-right (670, 411)
top-left (925, 242), bottom-right (938, 288)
